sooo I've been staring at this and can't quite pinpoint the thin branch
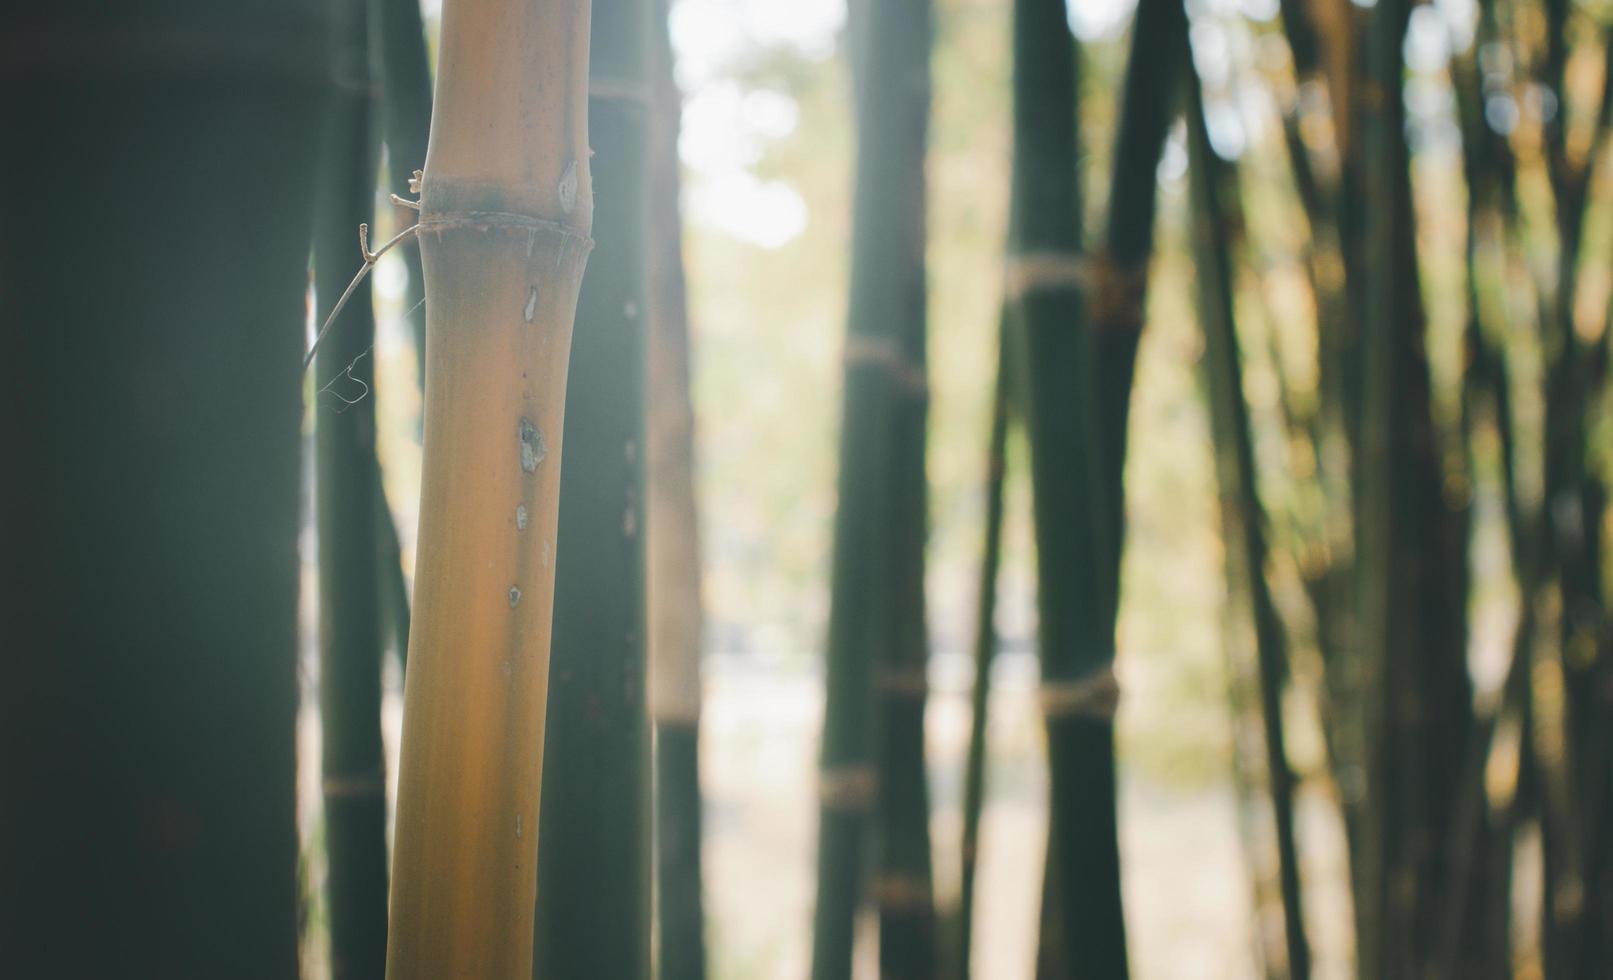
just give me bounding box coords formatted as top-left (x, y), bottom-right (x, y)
top-left (303, 221), bottom-right (420, 373)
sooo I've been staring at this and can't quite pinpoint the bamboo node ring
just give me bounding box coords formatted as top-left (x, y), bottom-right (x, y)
top-left (1038, 665), bottom-right (1121, 720)
top-left (322, 770), bottom-right (386, 799)
top-left (1003, 251), bottom-right (1090, 299)
top-left (872, 873), bottom-right (933, 909)
top-left (818, 764), bottom-right (878, 810)
top-left (876, 668), bottom-right (928, 698)
top-left (843, 335), bottom-right (927, 394)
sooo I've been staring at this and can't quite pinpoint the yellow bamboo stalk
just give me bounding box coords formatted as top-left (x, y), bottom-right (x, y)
top-left (385, 1), bottom-right (593, 976)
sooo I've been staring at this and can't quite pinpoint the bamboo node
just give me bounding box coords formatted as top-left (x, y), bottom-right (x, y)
top-left (1086, 251), bottom-right (1148, 331)
top-left (322, 770), bottom-right (385, 800)
top-left (1038, 666), bottom-right (1120, 720)
top-left (871, 873), bottom-right (933, 909)
top-left (876, 668), bottom-right (928, 698)
top-left (843, 335), bottom-right (927, 395)
top-left (818, 764), bottom-right (878, 810)
top-left (1003, 251), bottom-right (1089, 299)
top-left (414, 210), bottom-right (593, 252)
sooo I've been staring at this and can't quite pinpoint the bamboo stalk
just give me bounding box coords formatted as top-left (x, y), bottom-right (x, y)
top-left (370, 0), bottom-right (433, 374)
top-left (1531, 6), bottom-right (1613, 970)
top-left (1183, 55), bottom-right (1311, 980)
top-left (958, 330), bottom-right (1012, 980)
top-left (1005, 1), bottom-right (1113, 975)
top-left (645, 1), bottom-right (707, 976)
top-left (1085, 0), bottom-right (1190, 618)
top-left (376, 467), bottom-right (411, 663)
top-left (531, 0), bottom-right (653, 974)
top-left (314, 1), bottom-right (389, 975)
top-left (385, 0), bottom-right (594, 975)
top-left (1012, 0), bottom-right (1185, 972)
top-left (1356, 0), bottom-right (1479, 972)
top-left (873, 1), bottom-right (938, 973)
top-left (809, 0), bottom-right (935, 974)
top-left (0, 4), bottom-right (328, 974)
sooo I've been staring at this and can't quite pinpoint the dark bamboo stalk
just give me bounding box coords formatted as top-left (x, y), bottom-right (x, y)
top-left (1431, 10), bottom-right (1528, 970)
top-left (958, 330), bottom-right (1012, 980)
top-left (1357, 0), bottom-right (1477, 972)
top-left (645, 0), bottom-right (707, 976)
top-left (877, 100), bottom-right (938, 975)
top-left (376, 466), bottom-right (411, 663)
top-left (531, 0), bottom-right (652, 974)
top-left (808, 0), bottom-right (935, 974)
top-left (0, 4), bottom-right (328, 974)
top-left (1013, 0), bottom-right (1186, 973)
top-left (1183, 54), bottom-right (1311, 980)
top-left (1533, 7), bottom-right (1613, 971)
top-left (1004, 0), bottom-right (1119, 975)
top-left (1085, 0), bottom-right (1190, 614)
top-left (370, 0), bottom-right (433, 369)
top-left (314, 1), bottom-right (389, 975)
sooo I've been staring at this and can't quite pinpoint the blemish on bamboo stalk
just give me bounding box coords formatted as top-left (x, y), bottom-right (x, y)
top-left (515, 504), bottom-right (529, 531)
top-left (524, 286), bottom-right (539, 322)
top-left (519, 417), bottom-right (547, 472)
top-left (508, 586), bottom-right (522, 608)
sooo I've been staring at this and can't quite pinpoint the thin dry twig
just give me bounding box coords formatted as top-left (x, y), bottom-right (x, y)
top-left (303, 221), bottom-right (420, 373)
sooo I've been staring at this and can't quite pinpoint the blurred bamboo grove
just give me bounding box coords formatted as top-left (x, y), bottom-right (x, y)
top-left (3, 0), bottom-right (1612, 977)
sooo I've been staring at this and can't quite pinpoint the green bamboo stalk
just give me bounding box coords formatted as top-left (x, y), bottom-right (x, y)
top-left (1183, 55), bottom-right (1311, 980)
top-left (877, 125), bottom-right (938, 979)
top-left (370, 0), bottom-right (433, 370)
top-left (1429, 12), bottom-right (1530, 970)
top-left (1003, 0), bottom-right (1120, 975)
top-left (1532, 8), bottom-right (1613, 972)
top-left (871, 1), bottom-right (938, 973)
top-left (376, 468), bottom-right (411, 663)
top-left (1355, 0), bottom-right (1408, 965)
top-left (1085, 0), bottom-right (1189, 609)
top-left (645, 0), bottom-right (707, 975)
top-left (314, 1), bottom-right (389, 975)
top-left (531, 0), bottom-right (652, 974)
top-left (958, 330), bottom-right (1012, 980)
top-left (0, 3), bottom-right (328, 974)
top-left (808, 0), bottom-right (935, 974)
top-left (1357, 0), bottom-right (1478, 972)
top-left (1012, 0), bottom-right (1186, 973)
